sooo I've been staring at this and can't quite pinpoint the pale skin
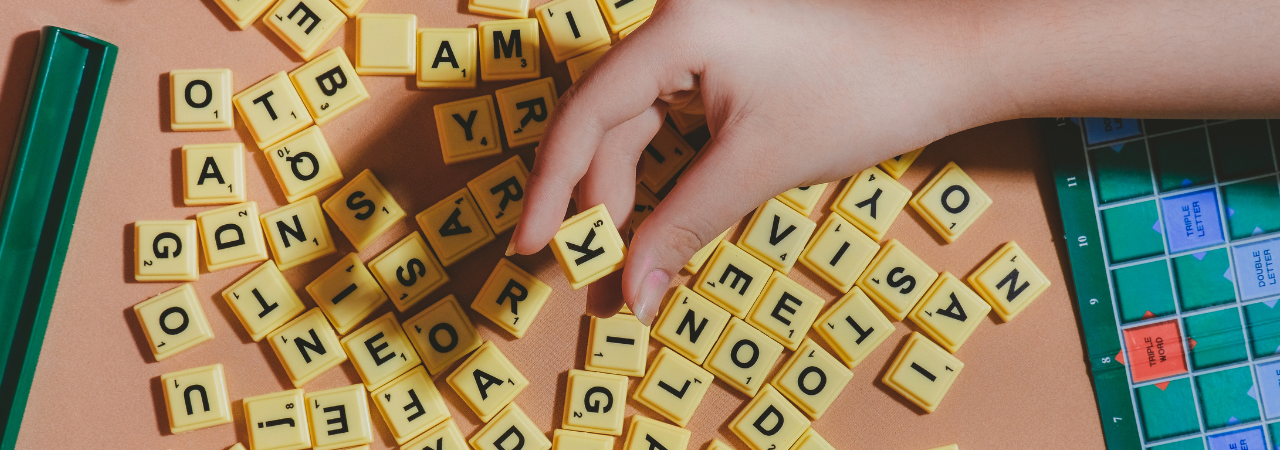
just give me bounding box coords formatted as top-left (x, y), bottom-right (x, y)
top-left (508, 0), bottom-right (1280, 325)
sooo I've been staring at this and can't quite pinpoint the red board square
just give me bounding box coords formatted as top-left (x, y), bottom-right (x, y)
top-left (1123, 320), bottom-right (1189, 383)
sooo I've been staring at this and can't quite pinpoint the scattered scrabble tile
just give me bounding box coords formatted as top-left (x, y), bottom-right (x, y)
top-left (683, 229), bottom-right (727, 274)
top-left (340, 312), bottom-right (422, 389)
top-left (134, 220), bottom-right (199, 282)
top-left (632, 347), bottom-right (713, 427)
top-left (196, 201), bottom-right (269, 271)
top-left (263, 0), bottom-right (347, 60)
top-left (630, 185), bottom-right (660, 234)
top-left (909, 162), bottom-right (992, 242)
top-left (617, 18), bottom-right (645, 39)
top-left (967, 241), bottom-right (1050, 321)
top-left (622, 415), bottom-right (690, 450)
top-left (233, 72), bottom-right (313, 149)
top-left (329, 0), bottom-right (367, 16)
top-left (161, 364), bottom-right (232, 433)
top-left (221, 260), bottom-right (306, 341)
top-left (211, 0), bottom-right (274, 29)
top-left (799, 213), bottom-right (878, 292)
top-left (883, 332), bottom-right (964, 413)
top-left (321, 169), bottom-right (405, 251)
top-left (470, 404), bottom-right (552, 450)
top-left (706, 439), bottom-right (733, 450)
top-left (554, 429), bottom-right (615, 450)
top-left (746, 272), bottom-right (825, 351)
top-left (908, 272), bottom-right (991, 353)
top-left (467, 155), bottom-right (529, 234)
top-left (812, 287), bottom-right (895, 368)
top-left (260, 196), bottom-right (337, 270)
top-left (416, 188), bottom-right (496, 266)
top-left (354, 14), bottom-right (416, 75)
top-left (134, 284), bottom-right (214, 360)
top-left (771, 338), bottom-right (853, 419)
top-left (478, 19), bottom-right (542, 80)
top-left (371, 366), bottom-right (450, 444)
top-left (566, 45), bottom-right (609, 83)
top-left (650, 286), bottom-right (731, 364)
top-left (494, 77), bottom-right (559, 147)
top-left (288, 47), bottom-right (369, 125)
top-left (776, 184), bottom-right (827, 216)
top-left (403, 419), bottom-right (468, 450)
top-left (367, 232), bottom-right (449, 311)
top-left (305, 253), bottom-right (387, 334)
top-left (878, 147), bottom-right (925, 179)
top-left (738, 198), bottom-right (817, 273)
top-left (446, 341), bottom-right (529, 422)
top-left (268, 309), bottom-right (348, 387)
top-left (403, 295), bottom-right (484, 375)
top-left (305, 384), bottom-right (374, 450)
top-left (729, 385), bottom-right (811, 450)
top-left (434, 95), bottom-right (503, 164)
top-left (790, 428), bottom-right (836, 450)
top-left (262, 126), bottom-right (344, 203)
top-left (417, 28), bottom-right (478, 88)
top-left (586, 313), bottom-right (650, 377)
top-left (856, 239), bottom-right (939, 321)
top-left (925, 445), bottom-right (959, 450)
top-left (595, 0), bottom-right (653, 33)
top-left (469, 0), bottom-right (530, 18)
top-left (550, 203), bottom-right (627, 289)
top-left (692, 241), bottom-right (773, 317)
top-left (243, 389), bottom-right (311, 450)
top-left (182, 143), bottom-right (245, 206)
top-left (831, 166), bottom-right (911, 241)
top-left (668, 109), bottom-right (706, 135)
top-left (170, 69), bottom-right (233, 131)
top-left (472, 258), bottom-right (552, 338)
top-left (535, 0), bottom-right (610, 62)
top-left (704, 318), bottom-right (784, 396)
top-left (562, 369), bottom-right (628, 435)
top-left (638, 124), bottom-right (696, 192)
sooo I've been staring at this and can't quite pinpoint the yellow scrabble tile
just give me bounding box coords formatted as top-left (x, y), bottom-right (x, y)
top-left (416, 188), bottom-right (495, 266)
top-left (883, 332), bottom-right (964, 413)
top-left (638, 124), bottom-right (696, 192)
top-left (478, 19), bottom-right (541, 80)
top-left (263, 0), bottom-right (347, 60)
top-left (925, 445), bottom-right (959, 450)
top-left (967, 241), bottom-right (1050, 322)
top-left (703, 318), bottom-right (784, 396)
top-left (170, 69), bottom-right (233, 131)
top-left (878, 147), bottom-right (924, 179)
top-left (262, 126), bottom-right (344, 203)
top-left (632, 347), bottom-right (712, 427)
top-left (354, 14), bottom-right (416, 75)
top-left (417, 28), bottom-right (478, 88)
top-left (789, 428), bottom-right (835, 450)
top-left (470, 404), bottom-right (551, 450)
top-left (595, 0), bottom-right (653, 33)
top-left (812, 287), bottom-right (894, 369)
top-left (550, 203), bottom-right (627, 289)
top-left (261, 196), bottom-right (337, 271)
top-left (623, 415), bottom-right (690, 450)
top-left (222, 260), bottom-right (307, 341)
top-left (403, 295), bottom-right (483, 375)
top-left (535, 0), bottom-right (610, 62)
top-left (197, 201), bottom-right (269, 272)
top-left (651, 286), bottom-right (731, 364)
top-left (403, 419), bottom-right (468, 450)
top-left (738, 199), bottom-right (816, 273)
top-left (566, 45), bottom-right (608, 83)
top-left (212, 0), bottom-right (274, 29)
top-left (798, 214), bottom-right (878, 293)
top-left (329, 0), bottom-right (367, 16)
top-left (469, 0), bottom-right (530, 18)
top-left (707, 439), bottom-right (733, 450)
top-left (908, 272), bottom-right (990, 353)
top-left (135, 284), bottom-right (214, 361)
top-left (692, 241), bottom-right (772, 318)
top-left (467, 155), bottom-right (529, 234)
top-left (341, 312), bottom-right (422, 389)
top-left (371, 366), bottom-right (450, 444)
top-left (183, 143), bottom-right (245, 206)
top-left (554, 429), bottom-right (615, 450)
top-left (667, 109), bottom-right (705, 135)
top-left (683, 229), bottom-right (727, 274)
top-left (322, 169), bottom-right (406, 251)
top-left (135, 220), bottom-right (199, 282)
top-left (746, 272), bottom-right (824, 351)
top-left (586, 313), bottom-right (649, 377)
top-left (730, 385), bottom-right (810, 450)
top-left (433, 95), bottom-right (503, 164)
top-left (831, 166), bottom-right (911, 241)
top-left (629, 185), bottom-right (659, 235)
top-left (616, 18), bottom-right (645, 39)
top-left (563, 369), bottom-right (628, 435)
top-left (231, 443), bottom-right (248, 450)
top-left (233, 72), bottom-right (313, 150)
top-left (856, 239), bottom-right (938, 321)
top-left (305, 253), bottom-right (388, 334)
top-left (161, 364), bottom-right (232, 433)
top-left (776, 184), bottom-right (827, 216)
top-left (289, 47), bottom-right (369, 125)
top-left (268, 309), bottom-right (348, 387)
top-left (909, 162), bottom-right (992, 243)
top-left (471, 258), bottom-right (552, 338)
top-left (771, 338), bottom-right (852, 420)
top-left (367, 232), bottom-right (449, 311)
top-left (446, 341), bottom-right (529, 421)
top-left (244, 389), bottom-right (311, 450)
top-left (305, 384), bottom-right (373, 450)
top-left (495, 77), bottom-right (559, 148)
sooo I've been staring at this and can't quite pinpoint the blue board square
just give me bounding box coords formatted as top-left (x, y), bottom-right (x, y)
top-left (1206, 425), bottom-right (1264, 450)
top-left (1163, 189), bottom-right (1226, 253)
top-left (1253, 360), bottom-right (1280, 419)
top-left (1233, 238), bottom-right (1280, 300)
top-left (1085, 118), bottom-right (1144, 145)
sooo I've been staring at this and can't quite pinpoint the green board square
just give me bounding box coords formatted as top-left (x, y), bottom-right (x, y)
top-left (1220, 177), bottom-right (1280, 240)
top-left (1194, 366), bottom-right (1261, 430)
top-left (1135, 377), bottom-right (1202, 441)
top-left (1101, 200), bottom-right (1167, 263)
top-left (1211, 120), bottom-right (1274, 181)
top-left (1171, 249), bottom-right (1236, 312)
top-left (1150, 437), bottom-right (1204, 450)
top-left (1146, 119), bottom-right (1205, 136)
top-left (1091, 141), bottom-right (1155, 203)
top-left (1243, 300), bottom-right (1280, 358)
top-left (1113, 260), bottom-right (1177, 323)
top-left (1150, 129), bottom-right (1215, 192)
top-left (1269, 421), bottom-right (1280, 449)
top-left (1182, 308), bottom-right (1247, 370)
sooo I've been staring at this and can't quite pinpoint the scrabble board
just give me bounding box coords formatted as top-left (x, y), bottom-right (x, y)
top-left (1045, 118), bottom-right (1280, 450)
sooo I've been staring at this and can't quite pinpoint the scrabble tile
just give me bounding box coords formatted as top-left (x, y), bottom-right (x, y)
top-left (161, 364), bottom-right (232, 433)
top-left (416, 188), bottom-right (496, 266)
top-left (134, 220), bottom-right (199, 282)
top-left (693, 241), bottom-right (773, 318)
top-left (907, 272), bottom-right (991, 353)
top-left (550, 204), bottom-right (627, 289)
top-left (403, 295), bottom-right (483, 375)
top-left (262, 126), bottom-right (344, 203)
top-left (771, 338), bottom-right (852, 420)
top-left (263, 0), bottom-right (347, 60)
top-left (434, 95), bottom-right (503, 164)
top-left (289, 47), bottom-right (369, 125)
top-left (170, 69), bottom-right (233, 131)
top-left (495, 78), bottom-right (559, 147)
top-left (704, 318), bottom-right (784, 396)
top-left (856, 239), bottom-right (938, 321)
top-left (622, 415), bottom-right (690, 450)
top-left (212, 0), bottom-right (274, 29)
top-left (831, 166), bottom-right (911, 240)
top-left (446, 341), bottom-right (529, 421)
top-left (776, 184), bottom-right (827, 216)
top-left (746, 272), bottom-right (825, 351)
top-left (799, 214), bottom-right (877, 293)
top-left (196, 201), bottom-right (269, 272)
top-left (668, 110), bottom-right (706, 136)
top-left (268, 309), bottom-right (348, 387)
top-left (638, 124), bottom-right (696, 192)
top-left (632, 347), bottom-right (712, 427)
top-left (222, 261), bottom-right (306, 341)
top-left (883, 332), bottom-right (964, 413)
top-left (878, 147), bottom-right (924, 179)
top-left (923, 446), bottom-right (958, 450)
top-left (595, 0), bottom-right (653, 33)
top-left (472, 258), bottom-right (553, 338)
top-left (354, 14), bottom-right (416, 75)
top-left (341, 313), bottom-right (422, 389)
top-left (554, 429), bottom-right (615, 450)
top-left (134, 284), bottom-right (214, 360)
top-left (329, 0), bottom-right (367, 16)
top-left (469, 0), bottom-right (530, 18)
top-left (738, 198), bottom-right (817, 273)
top-left (233, 72), bottom-right (313, 149)
top-left (322, 169), bottom-right (406, 251)
top-left (244, 389), bottom-right (311, 450)
top-left (478, 19), bottom-right (542, 80)
top-left (182, 143), bottom-right (245, 206)
top-left (563, 369), bottom-right (628, 435)
top-left (811, 288), bottom-right (893, 369)
top-left (230, 443), bottom-right (248, 450)
top-left (535, 0), bottom-right (610, 62)
top-left (467, 155), bottom-right (529, 234)
top-left (586, 313), bottom-right (650, 377)
top-left (470, 404), bottom-right (551, 450)
top-left (371, 366), bottom-right (450, 444)
top-left (367, 232), bottom-right (449, 311)
top-left (417, 28), bottom-right (478, 88)
top-left (566, 45), bottom-right (609, 83)
top-left (706, 439), bottom-right (733, 450)
top-left (729, 385), bottom-right (810, 450)
top-left (617, 18), bottom-right (645, 39)
top-left (790, 428), bottom-right (835, 450)
top-left (305, 253), bottom-right (388, 334)
top-left (967, 241), bottom-right (1050, 321)
top-left (261, 196), bottom-right (337, 271)
top-left (909, 162), bottom-right (992, 242)
top-left (403, 419), bottom-right (468, 450)
top-left (629, 185), bottom-right (660, 234)
top-left (683, 229), bottom-right (727, 274)
top-left (651, 286), bottom-right (731, 364)
top-left (305, 384), bottom-right (373, 450)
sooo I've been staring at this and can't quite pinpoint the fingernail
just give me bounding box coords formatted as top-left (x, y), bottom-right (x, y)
top-left (505, 236), bottom-right (516, 256)
top-left (632, 269), bottom-right (668, 326)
